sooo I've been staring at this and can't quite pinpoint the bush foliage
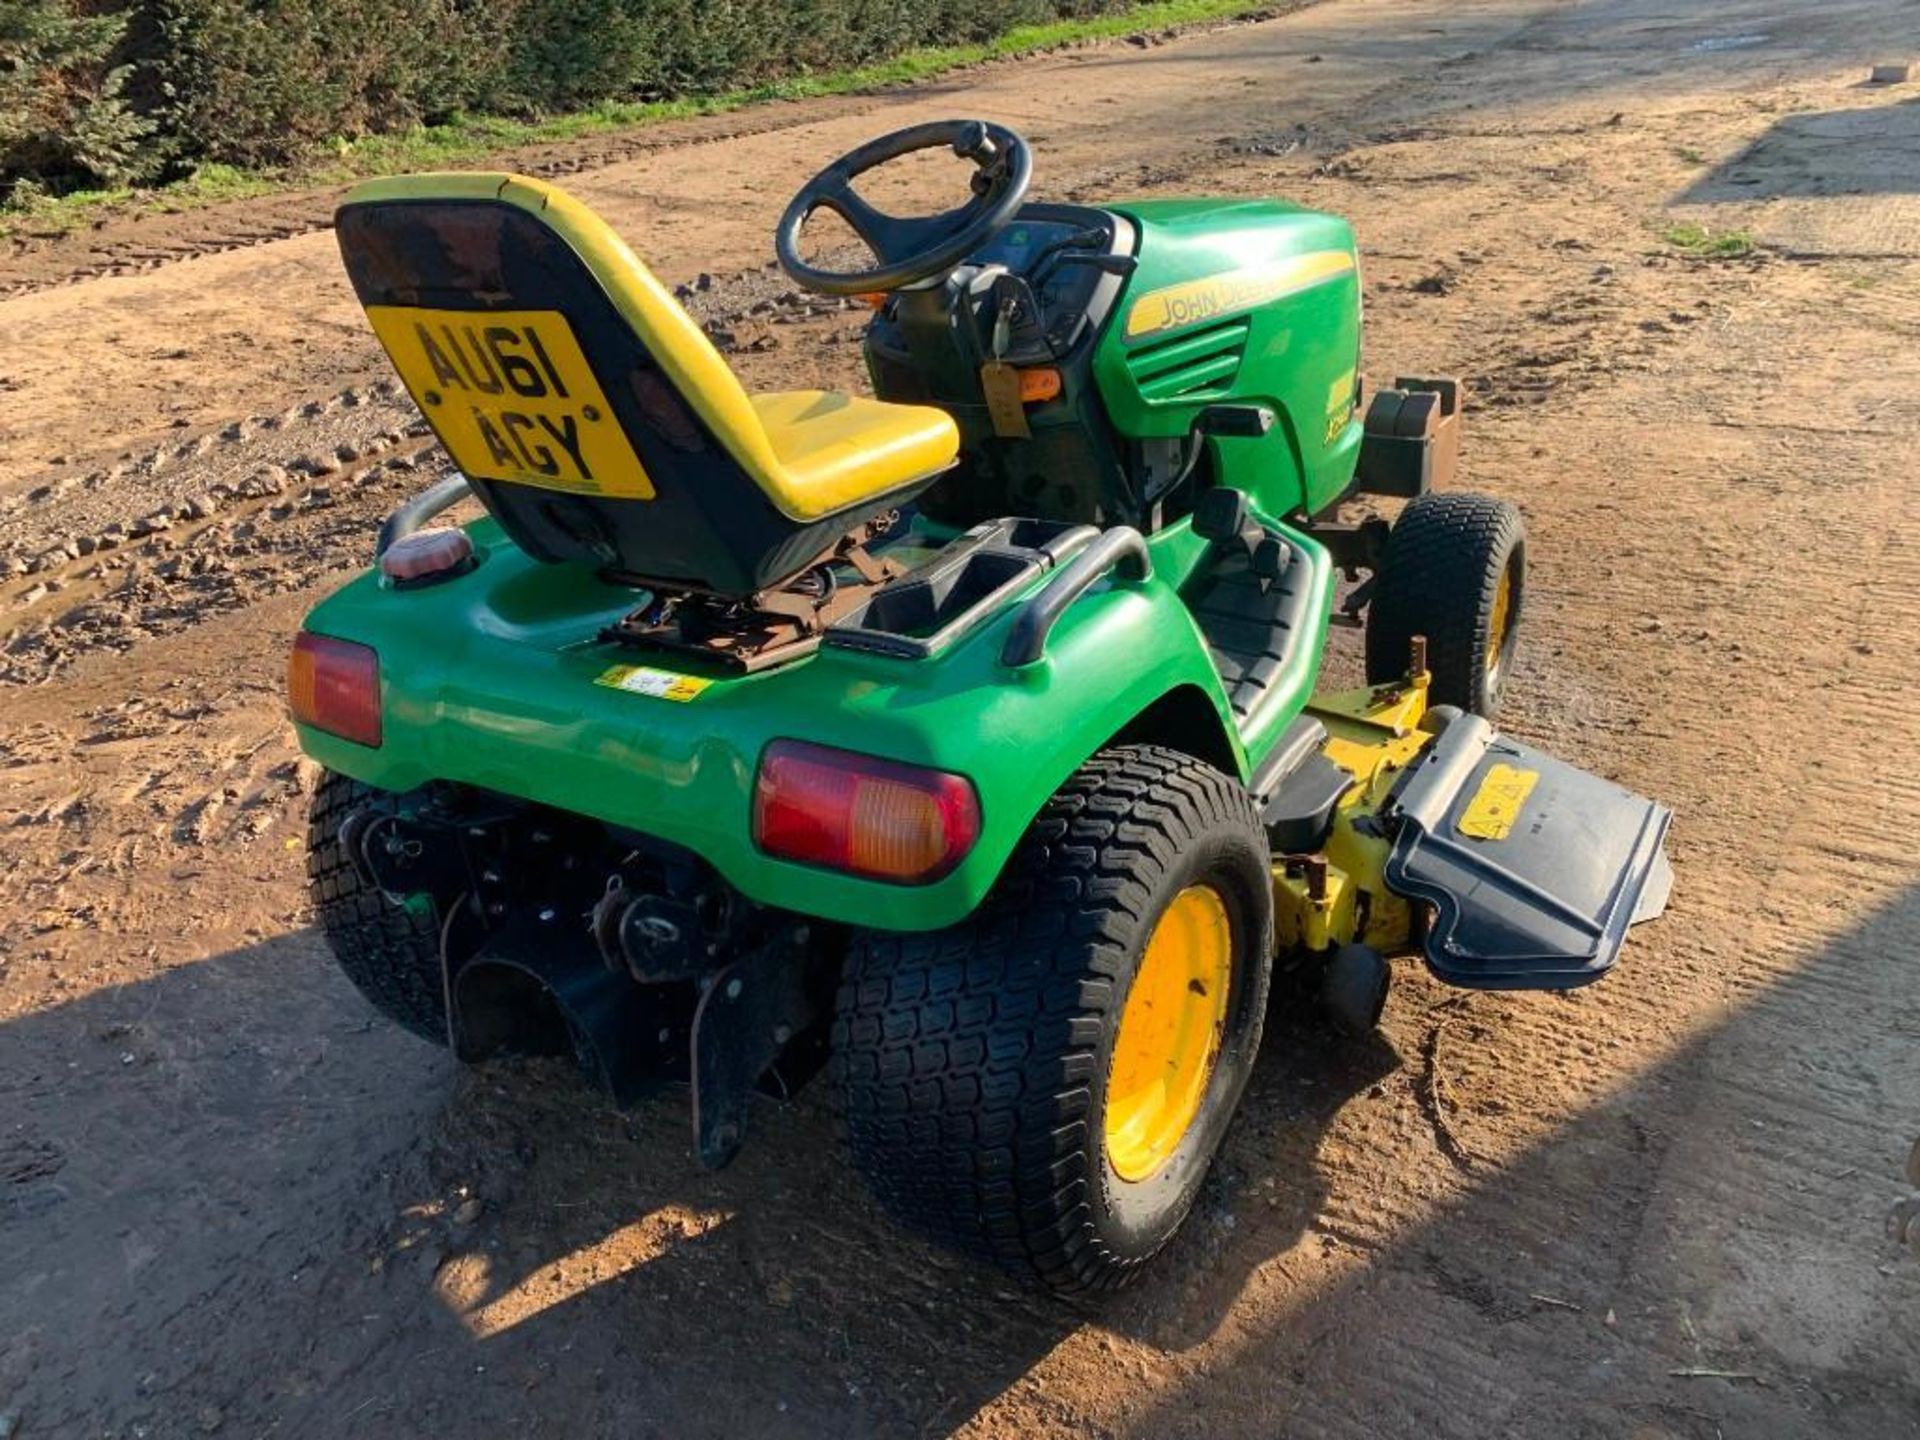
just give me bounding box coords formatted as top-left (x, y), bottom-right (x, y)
top-left (0, 0), bottom-right (1146, 200)
top-left (0, 0), bottom-right (156, 197)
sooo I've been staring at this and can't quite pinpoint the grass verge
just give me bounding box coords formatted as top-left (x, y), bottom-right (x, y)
top-left (1660, 221), bottom-right (1758, 259)
top-left (2, 0), bottom-right (1285, 240)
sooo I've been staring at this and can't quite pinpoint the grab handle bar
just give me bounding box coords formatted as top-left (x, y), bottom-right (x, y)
top-left (1000, 526), bottom-right (1151, 669)
top-left (376, 474), bottom-right (472, 558)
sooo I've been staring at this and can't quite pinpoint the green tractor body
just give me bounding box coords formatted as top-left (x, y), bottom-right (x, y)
top-left (300, 186), bottom-right (1369, 931)
top-left (1096, 198), bottom-right (1366, 516)
top-left (291, 127), bottom-right (1669, 1293)
top-left (299, 508), bottom-right (1315, 933)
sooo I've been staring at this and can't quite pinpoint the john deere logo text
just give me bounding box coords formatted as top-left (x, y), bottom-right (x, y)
top-left (1125, 250), bottom-right (1356, 342)
top-left (364, 305), bottom-right (655, 501)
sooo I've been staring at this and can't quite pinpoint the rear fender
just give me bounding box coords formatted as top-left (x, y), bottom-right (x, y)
top-left (294, 516), bottom-right (1287, 932)
top-left (1107, 682), bottom-right (1242, 778)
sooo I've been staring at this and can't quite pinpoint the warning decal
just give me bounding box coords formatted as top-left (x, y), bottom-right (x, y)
top-left (593, 663), bottom-right (713, 703)
top-left (1457, 763), bottom-right (1540, 841)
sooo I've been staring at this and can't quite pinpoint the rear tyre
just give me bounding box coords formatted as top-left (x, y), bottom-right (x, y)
top-left (1365, 492), bottom-right (1526, 719)
top-left (834, 744), bottom-right (1274, 1293)
top-left (308, 769), bottom-right (448, 1044)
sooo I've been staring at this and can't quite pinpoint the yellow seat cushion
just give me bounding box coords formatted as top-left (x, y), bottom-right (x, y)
top-left (749, 391), bottom-right (959, 522)
top-left (344, 171), bottom-right (960, 527)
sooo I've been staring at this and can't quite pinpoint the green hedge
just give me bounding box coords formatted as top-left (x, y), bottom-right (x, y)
top-left (0, 0), bottom-right (1141, 200)
top-left (0, 1), bottom-right (155, 197)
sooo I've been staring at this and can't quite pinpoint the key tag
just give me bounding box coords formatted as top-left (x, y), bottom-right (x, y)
top-left (980, 361), bottom-right (1031, 439)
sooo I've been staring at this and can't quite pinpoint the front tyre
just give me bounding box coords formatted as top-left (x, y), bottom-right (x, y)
top-left (833, 745), bottom-right (1274, 1293)
top-left (308, 769), bottom-right (449, 1044)
top-left (1365, 492), bottom-right (1526, 718)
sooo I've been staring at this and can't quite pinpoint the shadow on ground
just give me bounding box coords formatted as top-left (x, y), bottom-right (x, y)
top-left (1677, 98), bottom-right (1920, 204)
top-left (0, 925), bottom-right (1382, 1435)
top-left (1120, 883), bottom-right (1920, 1438)
top-left (4, 885), bottom-right (1915, 1436)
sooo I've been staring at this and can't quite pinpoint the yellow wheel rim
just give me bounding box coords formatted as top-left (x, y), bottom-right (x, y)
top-left (1104, 885), bottom-right (1233, 1183)
top-left (1486, 564), bottom-right (1515, 678)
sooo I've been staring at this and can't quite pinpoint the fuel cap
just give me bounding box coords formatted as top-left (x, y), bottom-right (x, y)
top-left (380, 526), bottom-right (474, 584)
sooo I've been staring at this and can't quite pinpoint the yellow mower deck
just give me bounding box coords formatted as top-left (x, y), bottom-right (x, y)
top-left (1272, 671), bottom-right (1434, 956)
top-left (1276, 670), bottom-right (1672, 989)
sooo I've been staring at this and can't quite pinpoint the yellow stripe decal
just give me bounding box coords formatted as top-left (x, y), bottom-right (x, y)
top-left (1125, 249), bottom-right (1357, 341)
top-left (1457, 763), bottom-right (1540, 842)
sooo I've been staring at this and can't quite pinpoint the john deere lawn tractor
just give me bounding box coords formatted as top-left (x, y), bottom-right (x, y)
top-left (292, 121), bottom-right (1672, 1292)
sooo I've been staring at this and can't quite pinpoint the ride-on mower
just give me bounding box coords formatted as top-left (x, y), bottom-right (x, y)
top-left (292, 121), bottom-right (1672, 1292)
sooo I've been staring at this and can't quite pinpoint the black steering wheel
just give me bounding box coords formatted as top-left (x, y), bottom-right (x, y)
top-left (775, 119), bottom-right (1033, 296)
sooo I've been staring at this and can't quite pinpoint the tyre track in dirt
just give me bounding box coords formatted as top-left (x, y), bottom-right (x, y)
top-left (0, 279), bottom-right (884, 686)
top-left (0, 0), bottom-right (1529, 497)
top-left (0, 97), bottom-right (897, 303)
top-left (0, 7), bottom-right (1316, 304)
top-left (0, 0), bottom-right (1737, 680)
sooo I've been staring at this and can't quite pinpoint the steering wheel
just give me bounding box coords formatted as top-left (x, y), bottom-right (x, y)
top-left (775, 120), bottom-right (1033, 296)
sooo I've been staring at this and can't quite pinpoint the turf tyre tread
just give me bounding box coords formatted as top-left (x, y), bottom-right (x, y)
top-left (1365, 491), bottom-right (1525, 716)
top-left (832, 744), bottom-right (1270, 1294)
top-left (308, 769), bottom-right (448, 1044)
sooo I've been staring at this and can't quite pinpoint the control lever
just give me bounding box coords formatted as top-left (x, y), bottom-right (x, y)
top-left (1028, 246), bottom-right (1137, 293)
top-left (1251, 536), bottom-right (1291, 586)
top-left (954, 121), bottom-right (1009, 195)
top-left (1193, 485), bottom-right (1292, 592)
top-left (953, 120), bottom-right (997, 163)
top-left (1194, 404), bottom-right (1276, 439)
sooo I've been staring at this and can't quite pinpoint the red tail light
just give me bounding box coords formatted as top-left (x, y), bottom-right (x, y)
top-left (753, 740), bottom-right (980, 885)
top-left (288, 632), bottom-right (382, 747)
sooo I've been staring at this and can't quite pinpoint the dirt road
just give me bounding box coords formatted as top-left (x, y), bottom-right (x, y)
top-left (4, 0), bottom-right (1918, 1434)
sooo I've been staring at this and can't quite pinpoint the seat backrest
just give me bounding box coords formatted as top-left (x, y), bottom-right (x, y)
top-left (336, 173), bottom-right (876, 594)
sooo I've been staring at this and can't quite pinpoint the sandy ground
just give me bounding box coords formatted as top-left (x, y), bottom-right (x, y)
top-left (3, 0), bottom-right (1919, 1434)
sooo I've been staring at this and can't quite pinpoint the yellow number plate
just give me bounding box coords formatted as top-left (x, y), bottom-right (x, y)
top-left (1457, 763), bottom-right (1539, 841)
top-left (366, 305), bottom-right (654, 500)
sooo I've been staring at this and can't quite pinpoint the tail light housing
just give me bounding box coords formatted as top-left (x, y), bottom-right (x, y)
top-left (753, 740), bottom-right (980, 885)
top-left (288, 632), bottom-right (382, 747)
